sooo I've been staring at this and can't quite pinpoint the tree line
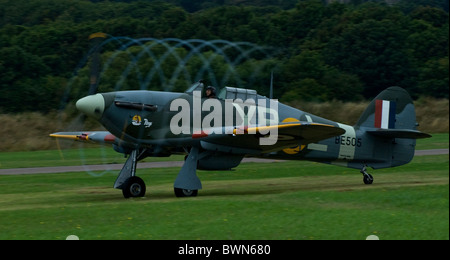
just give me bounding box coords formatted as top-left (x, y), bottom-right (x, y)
top-left (0, 0), bottom-right (448, 113)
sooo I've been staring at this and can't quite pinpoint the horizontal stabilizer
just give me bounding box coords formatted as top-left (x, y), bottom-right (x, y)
top-left (366, 129), bottom-right (431, 139)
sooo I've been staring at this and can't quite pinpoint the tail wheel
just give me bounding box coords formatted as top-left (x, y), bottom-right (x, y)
top-left (360, 166), bottom-right (374, 185)
top-left (122, 176), bottom-right (146, 198)
top-left (363, 174), bottom-right (374, 184)
top-left (174, 188), bottom-right (198, 197)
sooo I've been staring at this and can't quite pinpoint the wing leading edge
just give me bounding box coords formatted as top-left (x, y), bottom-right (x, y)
top-left (50, 123), bottom-right (345, 153)
top-left (50, 131), bottom-right (116, 144)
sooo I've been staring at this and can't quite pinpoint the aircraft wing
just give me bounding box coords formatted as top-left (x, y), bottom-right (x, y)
top-left (197, 122), bottom-right (346, 153)
top-left (234, 122), bottom-right (345, 142)
top-left (49, 131), bottom-right (116, 144)
top-left (49, 123), bottom-right (345, 153)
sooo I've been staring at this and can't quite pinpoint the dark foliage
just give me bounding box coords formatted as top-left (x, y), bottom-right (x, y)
top-left (0, 0), bottom-right (448, 112)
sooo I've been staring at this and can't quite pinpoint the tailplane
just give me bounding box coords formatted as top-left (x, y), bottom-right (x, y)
top-left (355, 86), bottom-right (431, 168)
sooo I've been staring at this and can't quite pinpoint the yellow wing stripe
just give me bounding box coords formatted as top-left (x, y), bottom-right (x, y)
top-left (281, 118), bottom-right (303, 154)
top-left (49, 134), bottom-right (89, 141)
top-left (232, 122), bottom-right (335, 135)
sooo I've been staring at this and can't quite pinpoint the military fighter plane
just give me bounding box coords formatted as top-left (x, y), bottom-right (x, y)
top-left (50, 81), bottom-right (431, 198)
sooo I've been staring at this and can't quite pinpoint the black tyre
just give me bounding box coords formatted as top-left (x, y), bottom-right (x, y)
top-left (363, 174), bottom-right (374, 184)
top-left (122, 176), bottom-right (146, 198)
top-left (174, 188), bottom-right (198, 197)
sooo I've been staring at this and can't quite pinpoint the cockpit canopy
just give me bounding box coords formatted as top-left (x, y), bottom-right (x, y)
top-left (218, 87), bottom-right (257, 102)
top-left (185, 80), bottom-right (260, 102)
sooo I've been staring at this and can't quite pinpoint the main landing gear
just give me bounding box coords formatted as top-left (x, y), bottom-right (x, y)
top-left (174, 188), bottom-right (198, 197)
top-left (114, 148), bottom-right (202, 198)
top-left (113, 149), bottom-right (146, 198)
top-left (360, 166), bottom-right (373, 184)
top-left (122, 176), bottom-right (146, 198)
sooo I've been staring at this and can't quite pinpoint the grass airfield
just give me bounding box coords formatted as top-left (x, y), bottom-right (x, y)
top-left (0, 135), bottom-right (448, 240)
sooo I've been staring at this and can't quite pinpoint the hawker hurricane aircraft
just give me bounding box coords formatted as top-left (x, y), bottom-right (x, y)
top-left (51, 81), bottom-right (431, 198)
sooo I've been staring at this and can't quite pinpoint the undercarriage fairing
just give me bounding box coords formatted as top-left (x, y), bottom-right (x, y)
top-left (197, 151), bottom-right (244, 170)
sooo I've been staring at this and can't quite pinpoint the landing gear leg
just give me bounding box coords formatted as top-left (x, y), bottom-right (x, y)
top-left (114, 149), bottom-right (147, 198)
top-left (360, 165), bottom-right (373, 184)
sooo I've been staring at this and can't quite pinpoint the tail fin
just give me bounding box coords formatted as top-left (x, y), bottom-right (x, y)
top-left (355, 87), bottom-right (431, 168)
top-left (355, 86), bottom-right (430, 138)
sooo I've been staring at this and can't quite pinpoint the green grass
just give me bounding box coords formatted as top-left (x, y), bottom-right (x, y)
top-left (415, 133), bottom-right (449, 150)
top-left (0, 154), bottom-right (448, 240)
top-left (0, 147), bottom-right (184, 169)
top-left (0, 133), bottom-right (447, 240)
top-left (0, 133), bottom-right (447, 169)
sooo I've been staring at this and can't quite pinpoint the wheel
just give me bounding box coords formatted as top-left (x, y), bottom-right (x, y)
top-left (122, 176), bottom-right (146, 198)
top-left (363, 174), bottom-right (374, 184)
top-left (174, 188), bottom-right (198, 197)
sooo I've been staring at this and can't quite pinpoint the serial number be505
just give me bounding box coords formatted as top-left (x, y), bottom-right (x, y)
top-left (335, 136), bottom-right (362, 147)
